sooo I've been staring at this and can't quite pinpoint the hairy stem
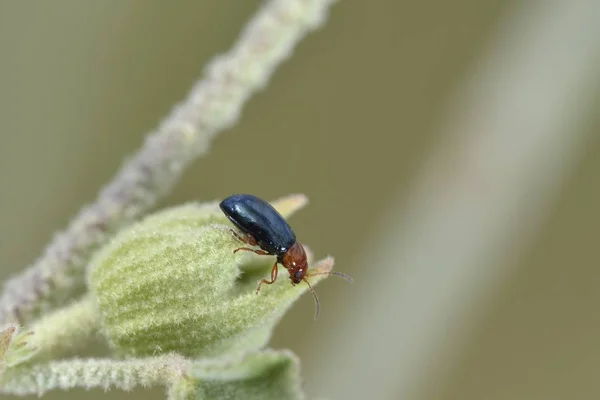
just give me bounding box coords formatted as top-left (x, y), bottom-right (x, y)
top-left (0, 0), bottom-right (339, 325)
top-left (0, 355), bottom-right (191, 396)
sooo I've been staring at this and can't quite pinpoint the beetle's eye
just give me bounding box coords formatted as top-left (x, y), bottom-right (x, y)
top-left (294, 270), bottom-right (304, 280)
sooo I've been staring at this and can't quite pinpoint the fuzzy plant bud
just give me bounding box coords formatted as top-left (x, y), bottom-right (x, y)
top-left (87, 195), bottom-right (335, 358)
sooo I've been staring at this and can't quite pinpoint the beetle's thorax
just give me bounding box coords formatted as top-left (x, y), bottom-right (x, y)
top-left (281, 242), bottom-right (308, 284)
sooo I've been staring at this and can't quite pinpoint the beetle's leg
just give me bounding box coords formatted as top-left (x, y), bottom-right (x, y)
top-left (233, 247), bottom-right (270, 255)
top-left (230, 229), bottom-right (268, 254)
top-left (256, 260), bottom-right (279, 294)
top-left (230, 229), bottom-right (259, 246)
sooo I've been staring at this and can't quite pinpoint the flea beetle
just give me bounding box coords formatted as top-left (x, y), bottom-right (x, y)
top-left (220, 194), bottom-right (352, 318)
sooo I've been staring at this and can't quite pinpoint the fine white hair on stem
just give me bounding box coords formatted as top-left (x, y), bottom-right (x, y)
top-left (306, 1), bottom-right (600, 399)
top-left (0, 355), bottom-right (191, 396)
top-left (0, 0), bottom-right (339, 325)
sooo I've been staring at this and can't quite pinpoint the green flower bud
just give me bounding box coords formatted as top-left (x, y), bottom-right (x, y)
top-left (87, 195), bottom-right (335, 358)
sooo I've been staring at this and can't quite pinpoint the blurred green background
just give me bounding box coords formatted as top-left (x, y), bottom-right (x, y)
top-left (1, 1), bottom-right (600, 399)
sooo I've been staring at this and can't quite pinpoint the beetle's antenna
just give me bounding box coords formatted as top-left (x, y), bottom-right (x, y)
top-left (307, 270), bottom-right (354, 284)
top-left (303, 278), bottom-right (320, 320)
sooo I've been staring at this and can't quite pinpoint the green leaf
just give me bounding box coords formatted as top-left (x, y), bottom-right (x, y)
top-left (190, 349), bottom-right (304, 400)
top-left (0, 324), bottom-right (37, 371)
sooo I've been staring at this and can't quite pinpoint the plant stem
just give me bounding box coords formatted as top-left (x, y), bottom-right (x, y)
top-left (0, 355), bottom-right (191, 396)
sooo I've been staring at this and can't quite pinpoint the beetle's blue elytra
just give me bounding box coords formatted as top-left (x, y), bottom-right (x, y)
top-left (220, 194), bottom-right (296, 255)
top-left (220, 194), bottom-right (353, 319)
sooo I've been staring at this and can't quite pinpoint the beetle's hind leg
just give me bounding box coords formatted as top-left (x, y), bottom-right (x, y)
top-left (233, 247), bottom-right (270, 256)
top-left (230, 229), bottom-right (259, 245)
top-left (230, 229), bottom-right (272, 256)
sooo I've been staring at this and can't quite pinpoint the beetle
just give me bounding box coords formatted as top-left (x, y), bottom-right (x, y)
top-left (219, 194), bottom-right (352, 318)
